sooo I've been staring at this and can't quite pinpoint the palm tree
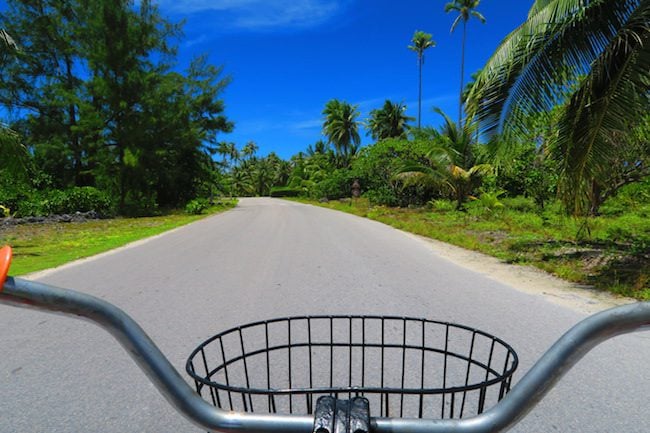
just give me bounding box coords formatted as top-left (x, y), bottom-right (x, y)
top-left (230, 164), bottom-right (254, 196)
top-left (466, 0), bottom-right (649, 215)
top-left (444, 0), bottom-right (486, 127)
top-left (306, 139), bottom-right (329, 156)
top-left (408, 31), bottom-right (436, 129)
top-left (432, 109), bottom-right (491, 209)
top-left (242, 141), bottom-right (258, 161)
top-left (322, 99), bottom-right (361, 167)
top-left (396, 109), bottom-right (490, 209)
top-left (367, 100), bottom-right (414, 141)
top-left (216, 142), bottom-right (238, 170)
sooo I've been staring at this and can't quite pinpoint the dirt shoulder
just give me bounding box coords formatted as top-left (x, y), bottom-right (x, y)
top-left (404, 231), bottom-right (634, 315)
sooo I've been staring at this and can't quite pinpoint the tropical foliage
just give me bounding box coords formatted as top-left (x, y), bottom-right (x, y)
top-left (467, 0), bottom-right (649, 215)
top-left (366, 100), bottom-right (413, 141)
top-left (0, 0), bottom-right (232, 215)
top-left (322, 99), bottom-right (361, 167)
top-left (395, 109), bottom-right (490, 209)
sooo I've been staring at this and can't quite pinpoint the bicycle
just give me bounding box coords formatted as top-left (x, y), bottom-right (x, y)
top-left (1, 245), bottom-right (649, 432)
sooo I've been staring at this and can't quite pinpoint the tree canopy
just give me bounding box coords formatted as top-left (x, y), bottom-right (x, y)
top-left (466, 0), bottom-right (649, 215)
top-left (0, 0), bottom-right (233, 214)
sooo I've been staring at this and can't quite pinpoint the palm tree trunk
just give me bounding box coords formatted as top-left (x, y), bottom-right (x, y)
top-left (418, 54), bottom-right (423, 129)
top-left (459, 21), bottom-right (467, 128)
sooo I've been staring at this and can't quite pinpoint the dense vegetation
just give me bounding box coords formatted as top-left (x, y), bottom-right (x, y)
top-left (1, 0), bottom-right (232, 216)
top-left (1, 1), bottom-right (648, 294)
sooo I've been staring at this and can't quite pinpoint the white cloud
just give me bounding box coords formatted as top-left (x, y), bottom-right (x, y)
top-left (291, 118), bottom-right (322, 130)
top-left (156, 0), bottom-right (343, 29)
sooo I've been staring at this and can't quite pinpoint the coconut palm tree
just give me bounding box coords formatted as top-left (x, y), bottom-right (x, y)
top-left (367, 100), bottom-right (414, 141)
top-left (466, 0), bottom-right (649, 215)
top-left (242, 140), bottom-right (258, 161)
top-left (408, 31), bottom-right (436, 129)
top-left (396, 109), bottom-right (490, 209)
top-left (306, 139), bottom-right (329, 156)
top-left (444, 0), bottom-right (486, 127)
top-left (322, 99), bottom-right (361, 167)
top-left (217, 141), bottom-right (238, 171)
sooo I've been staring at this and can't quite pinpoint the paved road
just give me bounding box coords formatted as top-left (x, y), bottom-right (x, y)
top-left (1, 198), bottom-right (648, 432)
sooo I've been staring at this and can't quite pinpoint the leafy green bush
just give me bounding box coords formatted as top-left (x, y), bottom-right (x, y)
top-left (312, 169), bottom-right (355, 200)
top-left (471, 191), bottom-right (505, 215)
top-left (600, 179), bottom-right (650, 216)
top-left (364, 186), bottom-right (399, 207)
top-left (270, 186), bottom-right (303, 198)
top-left (0, 174), bottom-right (34, 214)
top-left (185, 198), bottom-right (209, 215)
top-left (428, 199), bottom-right (455, 212)
top-left (43, 187), bottom-right (113, 215)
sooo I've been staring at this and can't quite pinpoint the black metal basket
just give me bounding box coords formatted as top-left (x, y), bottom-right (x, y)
top-left (186, 316), bottom-right (518, 419)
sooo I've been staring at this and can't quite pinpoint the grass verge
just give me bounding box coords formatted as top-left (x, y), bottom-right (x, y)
top-left (0, 200), bottom-right (237, 276)
top-left (294, 198), bottom-right (649, 300)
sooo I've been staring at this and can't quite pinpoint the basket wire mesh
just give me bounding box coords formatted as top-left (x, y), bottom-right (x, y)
top-left (186, 316), bottom-right (518, 419)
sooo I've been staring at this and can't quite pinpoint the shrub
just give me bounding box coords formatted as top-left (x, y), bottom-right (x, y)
top-left (311, 169), bottom-right (356, 200)
top-left (364, 186), bottom-right (399, 207)
top-left (0, 174), bottom-right (34, 214)
top-left (43, 187), bottom-right (113, 215)
top-left (185, 198), bottom-right (209, 215)
top-left (428, 199), bottom-right (455, 212)
top-left (270, 187), bottom-right (303, 198)
top-left (600, 180), bottom-right (650, 216)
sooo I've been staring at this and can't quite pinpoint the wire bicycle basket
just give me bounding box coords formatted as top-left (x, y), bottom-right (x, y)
top-left (186, 315), bottom-right (518, 420)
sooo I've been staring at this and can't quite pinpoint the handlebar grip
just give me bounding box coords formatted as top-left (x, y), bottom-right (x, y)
top-left (0, 245), bottom-right (11, 290)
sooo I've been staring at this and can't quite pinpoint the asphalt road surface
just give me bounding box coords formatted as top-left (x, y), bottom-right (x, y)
top-left (1, 198), bottom-right (648, 432)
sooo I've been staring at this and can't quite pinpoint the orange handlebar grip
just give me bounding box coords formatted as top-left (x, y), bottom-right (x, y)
top-left (0, 245), bottom-right (12, 291)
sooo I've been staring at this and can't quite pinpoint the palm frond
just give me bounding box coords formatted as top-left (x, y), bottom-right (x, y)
top-left (471, 11), bottom-right (486, 23)
top-left (554, 2), bottom-right (650, 214)
top-left (0, 126), bottom-right (29, 175)
top-left (467, 0), bottom-right (642, 137)
top-left (450, 15), bottom-right (463, 33)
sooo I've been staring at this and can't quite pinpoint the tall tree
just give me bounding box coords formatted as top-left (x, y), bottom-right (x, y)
top-left (0, 0), bottom-right (87, 187)
top-left (367, 100), bottom-right (413, 141)
top-left (217, 141), bottom-right (238, 170)
top-left (444, 0), bottom-right (486, 127)
top-left (466, 0), bottom-right (649, 215)
top-left (408, 31), bottom-right (436, 129)
top-left (322, 99), bottom-right (361, 167)
top-left (242, 140), bottom-right (259, 160)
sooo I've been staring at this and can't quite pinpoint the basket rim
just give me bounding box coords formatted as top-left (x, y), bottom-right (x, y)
top-left (185, 314), bottom-right (519, 395)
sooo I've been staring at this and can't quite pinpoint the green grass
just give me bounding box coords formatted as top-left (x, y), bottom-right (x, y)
top-left (1, 200), bottom-right (237, 276)
top-left (295, 198), bottom-right (649, 300)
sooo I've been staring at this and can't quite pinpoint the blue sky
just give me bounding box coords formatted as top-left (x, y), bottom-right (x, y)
top-left (5, 0), bottom-right (533, 160)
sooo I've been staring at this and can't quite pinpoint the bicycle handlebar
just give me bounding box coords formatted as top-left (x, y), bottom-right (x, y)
top-left (2, 274), bottom-right (649, 432)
